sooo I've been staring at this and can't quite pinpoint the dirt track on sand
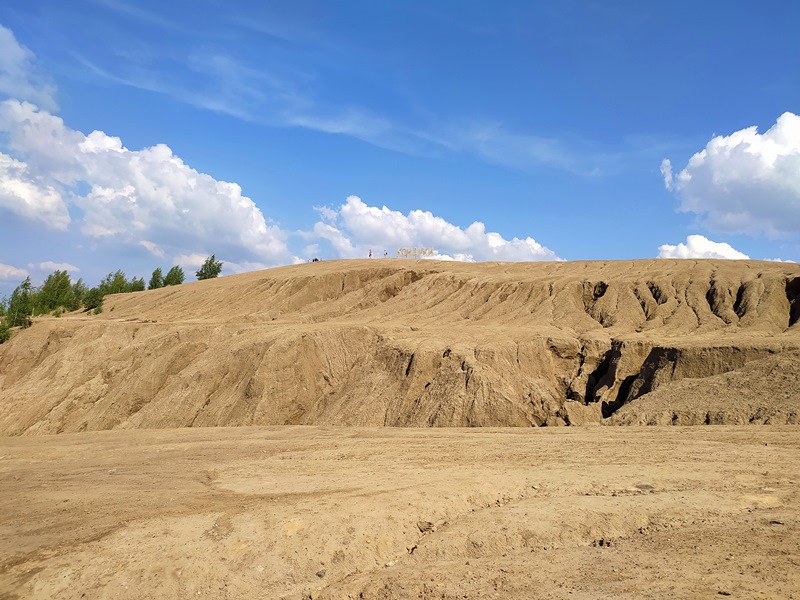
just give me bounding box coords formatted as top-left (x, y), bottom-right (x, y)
top-left (2, 426), bottom-right (799, 599)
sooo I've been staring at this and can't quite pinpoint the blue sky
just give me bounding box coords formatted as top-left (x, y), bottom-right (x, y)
top-left (1, 0), bottom-right (800, 296)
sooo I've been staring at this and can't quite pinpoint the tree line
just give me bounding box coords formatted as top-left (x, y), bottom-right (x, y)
top-left (0, 255), bottom-right (223, 343)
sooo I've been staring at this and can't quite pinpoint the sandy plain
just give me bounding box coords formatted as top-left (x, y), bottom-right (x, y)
top-left (2, 425), bottom-right (799, 599)
top-left (2, 259), bottom-right (800, 598)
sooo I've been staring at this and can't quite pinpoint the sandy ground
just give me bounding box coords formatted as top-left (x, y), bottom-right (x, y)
top-left (1, 426), bottom-right (799, 599)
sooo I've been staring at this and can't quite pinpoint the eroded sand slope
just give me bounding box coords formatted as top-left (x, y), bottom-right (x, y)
top-left (1, 259), bottom-right (799, 433)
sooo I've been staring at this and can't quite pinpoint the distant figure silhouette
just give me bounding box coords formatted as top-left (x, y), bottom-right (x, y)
top-left (369, 249), bottom-right (372, 258)
top-left (311, 258), bottom-right (319, 262)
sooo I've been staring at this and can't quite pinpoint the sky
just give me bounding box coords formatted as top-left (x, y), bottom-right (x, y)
top-left (1, 0), bottom-right (800, 297)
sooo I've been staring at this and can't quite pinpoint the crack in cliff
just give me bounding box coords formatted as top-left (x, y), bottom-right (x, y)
top-left (566, 345), bottom-right (588, 402)
top-left (585, 349), bottom-right (613, 404)
top-left (601, 375), bottom-right (637, 418)
top-left (647, 282), bottom-right (668, 305)
top-left (733, 283), bottom-right (747, 318)
top-left (582, 281), bottom-right (611, 327)
top-left (405, 353), bottom-right (415, 377)
top-left (705, 275), bottom-right (737, 324)
top-left (4, 261), bottom-right (800, 433)
top-left (787, 277), bottom-right (800, 328)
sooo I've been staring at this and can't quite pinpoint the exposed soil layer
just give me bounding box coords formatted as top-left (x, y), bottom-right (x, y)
top-left (1, 259), bottom-right (799, 433)
top-left (1, 426), bottom-right (799, 599)
top-left (610, 350), bottom-right (800, 425)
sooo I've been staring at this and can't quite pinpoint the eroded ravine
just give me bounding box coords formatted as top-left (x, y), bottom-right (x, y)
top-left (1, 259), bottom-right (799, 433)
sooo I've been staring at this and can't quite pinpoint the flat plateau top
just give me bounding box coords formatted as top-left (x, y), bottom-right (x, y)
top-left (77, 258), bottom-right (800, 340)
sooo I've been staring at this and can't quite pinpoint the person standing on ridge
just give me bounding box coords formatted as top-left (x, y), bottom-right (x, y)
top-left (369, 249), bottom-right (372, 258)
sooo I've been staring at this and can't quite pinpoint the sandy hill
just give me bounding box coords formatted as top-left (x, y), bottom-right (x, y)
top-left (1, 259), bottom-right (799, 434)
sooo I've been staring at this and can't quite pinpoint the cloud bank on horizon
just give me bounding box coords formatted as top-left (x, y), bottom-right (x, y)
top-left (310, 196), bottom-right (561, 262)
top-left (658, 234), bottom-right (750, 260)
top-left (0, 95), bottom-right (564, 272)
top-left (1, 14), bottom-right (800, 291)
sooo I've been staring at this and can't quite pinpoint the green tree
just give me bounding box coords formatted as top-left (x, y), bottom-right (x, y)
top-left (67, 279), bottom-right (88, 312)
top-left (99, 270), bottom-right (130, 295)
top-left (0, 296), bottom-right (7, 317)
top-left (7, 277), bottom-right (33, 328)
top-left (83, 287), bottom-right (104, 311)
top-left (129, 276), bottom-right (145, 292)
top-left (97, 270), bottom-right (146, 295)
top-left (164, 265), bottom-right (185, 286)
top-left (148, 267), bottom-right (164, 290)
top-left (0, 319), bottom-right (10, 344)
top-left (35, 270), bottom-right (73, 314)
top-left (196, 255), bottom-right (223, 280)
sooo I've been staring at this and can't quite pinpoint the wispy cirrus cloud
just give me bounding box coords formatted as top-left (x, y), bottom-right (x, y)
top-left (438, 121), bottom-right (579, 173)
top-left (84, 0), bottom-right (181, 30)
top-left (74, 50), bottom-right (311, 125)
top-left (0, 24), bottom-right (58, 111)
top-left (72, 34), bottom-right (652, 175)
top-left (82, 52), bottom-right (632, 173)
top-left (74, 50), bottom-right (445, 156)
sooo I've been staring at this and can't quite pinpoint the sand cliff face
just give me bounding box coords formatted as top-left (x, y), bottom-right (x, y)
top-left (1, 259), bottom-right (799, 434)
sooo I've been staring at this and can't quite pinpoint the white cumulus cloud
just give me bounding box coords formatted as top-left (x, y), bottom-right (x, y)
top-left (311, 196), bottom-right (561, 262)
top-left (0, 261), bottom-right (28, 280)
top-left (658, 234), bottom-right (750, 260)
top-left (662, 113), bottom-right (800, 237)
top-left (175, 253), bottom-right (209, 269)
top-left (0, 25), bottom-right (57, 111)
top-left (30, 261), bottom-right (80, 272)
top-left (0, 100), bottom-right (292, 266)
top-left (0, 152), bottom-right (70, 229)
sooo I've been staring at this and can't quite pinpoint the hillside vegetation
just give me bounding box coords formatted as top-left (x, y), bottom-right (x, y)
top-left (1, 259), bottom-right (799, 434)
